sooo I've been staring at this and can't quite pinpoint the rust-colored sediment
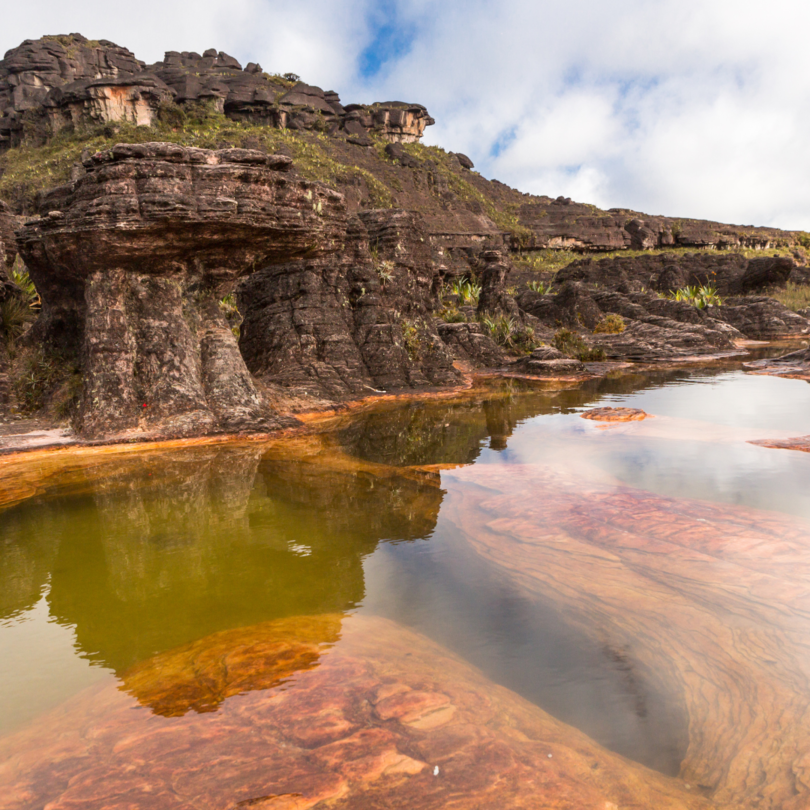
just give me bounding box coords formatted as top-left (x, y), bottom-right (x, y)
top-left (0, 614), bottom-right (712, 810)
top-left (581, 407), bottom-right (649, 422)
top-left (442, 463), bottom-right (810, 810)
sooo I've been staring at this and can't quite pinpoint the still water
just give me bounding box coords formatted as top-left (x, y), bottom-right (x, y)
top-left (2, 364), bottom-right (810, 808)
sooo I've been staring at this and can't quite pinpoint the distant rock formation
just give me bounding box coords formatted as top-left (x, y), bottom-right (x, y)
top-left (16, 142), bottom-right (345, 439)
top-left (0, 35), bottom-right (434, 151)
top-left (517, 197), bottom-right (791, 252)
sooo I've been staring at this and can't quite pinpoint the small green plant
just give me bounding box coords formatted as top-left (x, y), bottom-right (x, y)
top-left (666, 285), bottom-right (722, 309)
top-left (14, 349), bottom-right (61, 413)
top-left (218, 292), bottom-right (242, 338)
top-left (480, 314), bottom-right (538, 352)
top-left (439, 305), bottom-right (467, 323)
top-left (526, 279), bottom-right (554, 294)
top-left (374, 259), bottom-right (395, 286)
top-left (400, 318), bottom-right (423, 361)
top-left (449, 278), bottom-right (482, 306)
top-left (0, 296), bottom-right (31, 343)
top-left (553, 327), bottom-right (606, 361)
top-left (593, 313), bottom-right (626, 334)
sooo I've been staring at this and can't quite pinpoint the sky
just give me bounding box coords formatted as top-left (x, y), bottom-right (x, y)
top-left (4, 0), bottom-right (810, 230)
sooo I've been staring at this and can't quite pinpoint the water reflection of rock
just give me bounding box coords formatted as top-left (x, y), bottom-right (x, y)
top-left (336, 370), bottom-right (723, 466)
top-left (0, 615), bottom-right (711, 810)
top-left (1, 442), bottom-right (442, 672)
top-left (444, 462), bottom-right (810, 810)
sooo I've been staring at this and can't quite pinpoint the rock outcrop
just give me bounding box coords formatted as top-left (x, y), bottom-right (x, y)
top-left (555, 251), bottom-right (798, 297)
top-left (517, 198), bottom-right (793, 252)
top-left (17, 142), bottom-right (345, 439)
top-left (239, 208), bottom-right (462, 398)
top-left (0, 35), bottom-right (435, 151)
top-left (522, 254), bottom-right (809, 355)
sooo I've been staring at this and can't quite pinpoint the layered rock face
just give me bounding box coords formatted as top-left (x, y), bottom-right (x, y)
top-left (0, 34), bottom-right (151, 148)
top-left (239, 208), bottom-right (462, 398)
top-left (0, 35), bottom-right (435, 150)
top-left (17, 142), bottom-right (344, 439)
top-left (517, 197), bottom-right (791, 252)
top-left (557, 251), bottom-right (796, 296)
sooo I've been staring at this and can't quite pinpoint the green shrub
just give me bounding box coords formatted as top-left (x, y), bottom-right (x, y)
top-left (593, 313), bottom-right (626, 334)
top-left (553, 327), bottom-right (605, 361)
top-left (447, 278), bottom-right (482, 306)
top-left (218, 292), bottom-right (242, 338)
top-left (480, 314), bottom-right (538, 352)
top-left (439, 305), bottom-right (467, 323)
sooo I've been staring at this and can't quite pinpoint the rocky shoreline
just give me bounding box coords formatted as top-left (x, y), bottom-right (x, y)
top-left (0, 35), bottom-right (809, 450)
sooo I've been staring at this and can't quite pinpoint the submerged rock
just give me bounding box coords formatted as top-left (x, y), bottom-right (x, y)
top-left (581, 407), bottom-right (648, 421)
top-left (0, 613), bottom-right (712, 810)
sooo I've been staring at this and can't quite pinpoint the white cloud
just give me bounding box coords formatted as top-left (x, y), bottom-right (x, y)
top-left (4, 0), bottom-right (810, 228)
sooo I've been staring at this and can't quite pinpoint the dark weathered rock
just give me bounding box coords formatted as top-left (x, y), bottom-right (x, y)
top-left (455, 152), bottom-right (474, 170)
top-left (739, 256), bottom-right (794, 292)
top-left (517, 200), bottom-right (792, 253)
top-left (519, 280), bottom-right (602, 330)
top-left (711, 297), bottom-right (810, 339)
top-left (436, 321), bottom-right (506, 367)
top-left (0, 37), bottom-right (437, 151)
top-left (17, 142), bottom-right (344, 439)
top-left (385, 142), bottom-right (419, 169)
top-left (0, 34), bottom-right (147, 148)
top-left (744, 345), bottom-right (810, 380)
top-left (555, 251), bottom-right (798, 298)
top-left (517, 283), bottom-right (744, 362)
top-left (476, 249), bottom-right (520, 319)
top-left (239, 209), bottom-right (462, 397)
top-left (43, 73), bottom-right (175, 133)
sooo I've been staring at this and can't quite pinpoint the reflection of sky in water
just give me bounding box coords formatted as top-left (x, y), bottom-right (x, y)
top-left (586, 369), bottom-right (810, 432)
top-left (489, 370), bottom-right (810, 519)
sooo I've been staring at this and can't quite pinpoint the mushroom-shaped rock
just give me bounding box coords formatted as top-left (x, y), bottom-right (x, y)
top-left (17, 142), bottom-right (346, 440)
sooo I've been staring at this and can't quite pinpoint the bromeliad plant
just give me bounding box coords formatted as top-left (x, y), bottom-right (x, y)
top-left (526, 279), bottom-right (554, 294)
top-left (449, 278), bottom-right (482, 306)
top-left (480, 314), bottom-right (538, 352)
top-left (666, 285), bottom-right (723, 309)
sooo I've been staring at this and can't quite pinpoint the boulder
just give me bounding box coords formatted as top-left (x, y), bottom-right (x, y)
top-left (384, 142), bottom-right (420, 168)
top-left (17, 142), bottom-right (345, 440)
top-left (436, 321), bottom-right (506, 367)
top-left (739, 256), bottom-right (794, 292)
top-left (455, 152), bottom-right (474, 170)
top-left (0, 34), bottom-right (145, 148)
top-left (710, 297), bottom-right (810, 339)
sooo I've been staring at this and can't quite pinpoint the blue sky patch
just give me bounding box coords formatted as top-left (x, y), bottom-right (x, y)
top-left (359, 0), bottom-right (418, 79)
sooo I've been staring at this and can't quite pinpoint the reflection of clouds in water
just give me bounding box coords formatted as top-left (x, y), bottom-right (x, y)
top-left (591, 371), bottom-right (810, 434)
top-left (475, 371), bottom-right (810, 520)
